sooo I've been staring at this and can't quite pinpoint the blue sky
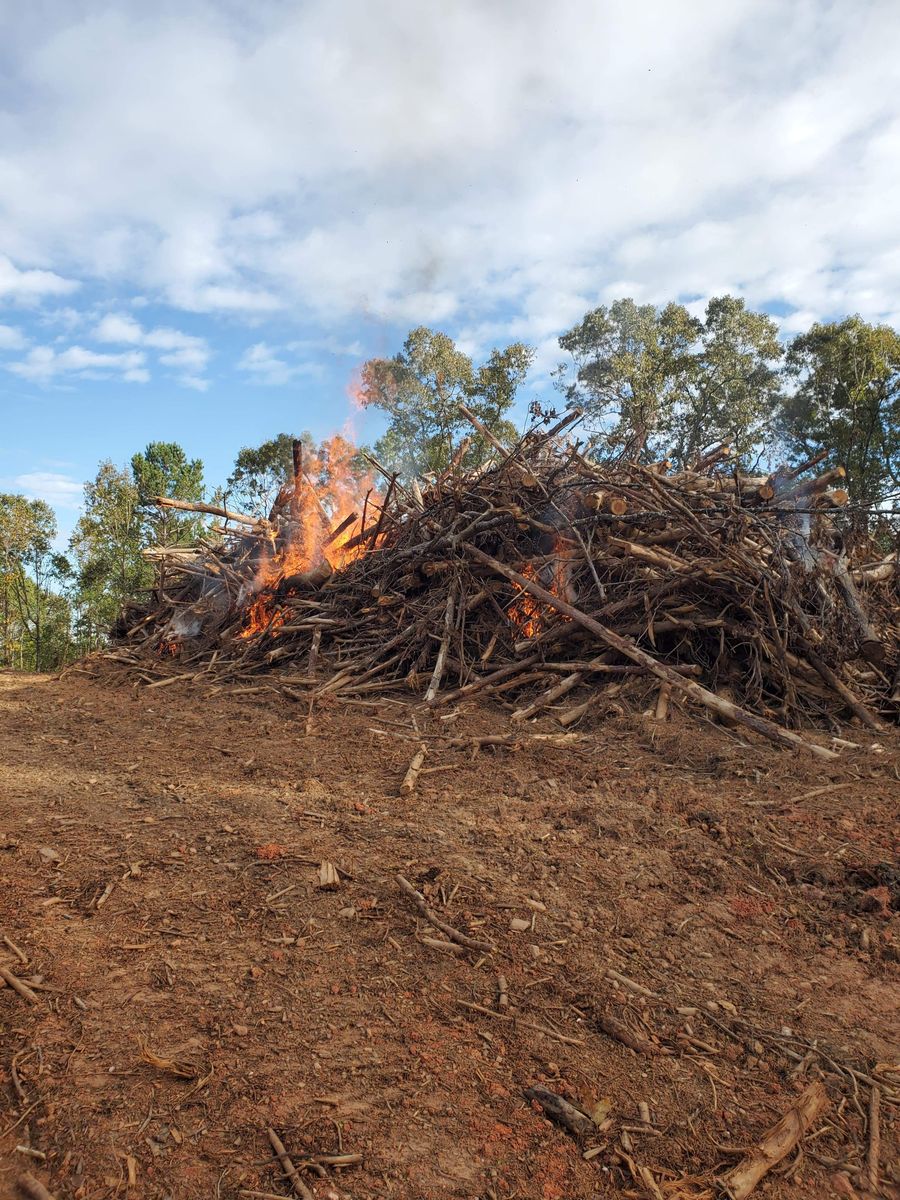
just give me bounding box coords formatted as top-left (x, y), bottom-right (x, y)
top-left (2, 0), bottom-right (900, 541)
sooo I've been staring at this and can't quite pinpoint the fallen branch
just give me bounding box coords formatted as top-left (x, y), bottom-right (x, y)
top-left (395, 875), bottom-right (494, 953)
top-left (267, 1128), bottom-right (314, 1200)
top-left (152, 495), bottom-right (265, 528)
top-left (524, 1085), bottom-right (596, 1139)
top-left (719, 1081), bottom-right (829, 1199)
top-left (0, 968), bottom-right (39, 1005)
top-left (15, 1175), bottom-right (56, 1200)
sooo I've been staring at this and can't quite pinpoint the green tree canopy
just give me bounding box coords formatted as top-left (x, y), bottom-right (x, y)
top-left (358, 326), bottom-right (534, 477)
top-left (0, 493), bottom-right (66, 669)
top-left (557, 295), bottom-right (783, 467)
top-left (782, 316), bottom-right (900, 522)
top-left (131, 441), bottom-right (204, 547)
top-left (557, 298), bottom-right (699, 459)
top-left (225, 431), bottom-right (315, 519)
top-left (671, 296), bottom-right (783, 469)
top-left (69, 462), bottom-right (147, 639)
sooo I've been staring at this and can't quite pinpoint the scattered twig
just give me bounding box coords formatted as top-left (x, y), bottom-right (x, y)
top-left (866, 1084), bottom-right (881, 1195)
top-left (497, 974), bottom-right (509, 1009)
top-left (396, 875), bottom-right (494, 953)
top-left (0, 968), bottom-right (39, 1005)
top-left (458, 1000), bottom-right (584, 1046)
top-left (2, 934), bottom-right (29, 963)
top-left (267, 1128), bottom-right (314, 1200)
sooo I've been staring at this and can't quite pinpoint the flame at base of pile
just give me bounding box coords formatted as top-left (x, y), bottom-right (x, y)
top-left (507, 538), bottom-right (576, 639)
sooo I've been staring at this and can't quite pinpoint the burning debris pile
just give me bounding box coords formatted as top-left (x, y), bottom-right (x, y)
top-left (109, 409), bottom-right (899, 757)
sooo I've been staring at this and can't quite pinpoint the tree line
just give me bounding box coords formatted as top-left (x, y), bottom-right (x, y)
top-left (3, 295), bottom-right (897, 671)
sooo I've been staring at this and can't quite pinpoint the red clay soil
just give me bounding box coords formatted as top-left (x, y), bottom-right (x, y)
top-left (0, 668), bottom-right (897, 1200)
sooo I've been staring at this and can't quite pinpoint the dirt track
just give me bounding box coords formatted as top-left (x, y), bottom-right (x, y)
top-left (0, 669), bottom-right (897, 1199)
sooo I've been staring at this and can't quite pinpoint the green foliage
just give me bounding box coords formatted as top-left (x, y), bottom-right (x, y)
top-left (358, 326), bottom-right (534, 477)
top-left (131, 441), bottom-right (205, 546)
top-left (226, 432), bottom-right (314, 518)
top-left (782, 317), bottom-right (900, 516)
top-left (557, 295), bottom-right (783, 467)
top-left (70, 462), bottom-right (148, 642)
top-left (672, 296), bottom-right (783, 469)
top-left (66, 443), bottom-right (203, 654)
top-left (558, 299), bottom-right (699, 459)
top-left (0, 493), bottom-right (71, 669)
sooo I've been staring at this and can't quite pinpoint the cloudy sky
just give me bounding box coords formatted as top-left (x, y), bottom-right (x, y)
top-left (2, 0), bottom-right (900, 535)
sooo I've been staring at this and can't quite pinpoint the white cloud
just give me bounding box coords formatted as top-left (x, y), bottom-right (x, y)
top-left (93, 311), bottom-right (211, 384)
top-left (0, 0), bottom-right (899, 344)
top-left (288, 335), bottom-right (365, 359)
top-left (0, 324), bottom-right (27, 350)
top-left (93, 312), bottom-right (143, 344)
top-left (13, 471), bottom-right (82, 508)
top-left (7, 344), bottom-right (147, 384)
top-left (237, 341), bottom-right (321, 386)
top-left (0, 254), bottom-right (79, 304)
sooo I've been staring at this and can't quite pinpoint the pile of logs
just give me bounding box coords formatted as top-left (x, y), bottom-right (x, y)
top-left (108, 409), bottom-right (899, 757)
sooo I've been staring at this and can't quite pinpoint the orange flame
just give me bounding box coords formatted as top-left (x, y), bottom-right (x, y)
top-left (239, 435), bottom-right (379, 639)
top-left (507, 561), bottom-right (545, 639)
top-left (507, 538), bottom-right (576, 639)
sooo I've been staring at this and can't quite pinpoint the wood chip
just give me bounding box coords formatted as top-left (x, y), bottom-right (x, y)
top-left (318, 861), bottom-right (340, 890)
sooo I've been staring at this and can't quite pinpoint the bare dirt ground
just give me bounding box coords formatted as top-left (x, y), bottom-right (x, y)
top-left (0, 668), bottom-right (898, 1200)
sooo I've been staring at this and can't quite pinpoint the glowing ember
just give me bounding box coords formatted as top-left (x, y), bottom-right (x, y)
top-left (158, 640), bottom-right (180, 657)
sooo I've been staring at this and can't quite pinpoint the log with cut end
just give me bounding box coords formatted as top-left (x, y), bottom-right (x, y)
top-left (693, 442), bottom-right (731, 470)
top-left (853, 553), bottom-right (899, 585)
top-left (719, 1081), bottom-right (829, 1199)
top-left (811, 488), bottom-right (849, 508)
top-left (584, 489), bottom-right (628, 516)
top-left (780, 465), bottom-right (846, 501)
top-left (751, 479), bottom-right (777, 502)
